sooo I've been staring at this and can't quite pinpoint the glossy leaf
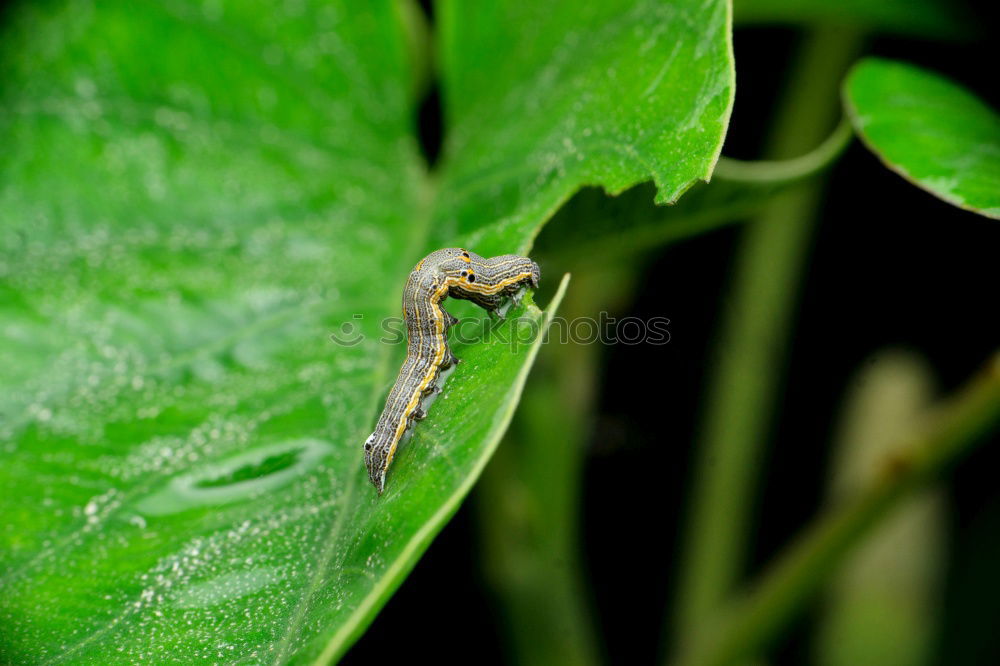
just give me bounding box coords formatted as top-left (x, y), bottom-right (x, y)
top-left (0, 0), bottom-right (733, 663)
top-left (845, 58), bottom-right (1000, 219)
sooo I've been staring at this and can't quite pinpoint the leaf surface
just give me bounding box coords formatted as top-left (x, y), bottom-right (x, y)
top-left (0, 0), bottom-right (733, 662)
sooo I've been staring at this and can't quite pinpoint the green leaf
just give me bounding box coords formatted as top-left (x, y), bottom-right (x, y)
top-left (844, 58), bottom-right (1000, 219)
top-left (0, 0), bottom-right (733, 662)
top-left (435, 0), bottom-right (734, 228)
top-left (733, 0), bottom-right (967, 39)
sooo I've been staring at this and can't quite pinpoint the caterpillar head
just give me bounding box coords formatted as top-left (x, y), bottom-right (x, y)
top-left (363, 433), bottom-right (386, 494)
top-left (436, 248), bottom-right (478, 286)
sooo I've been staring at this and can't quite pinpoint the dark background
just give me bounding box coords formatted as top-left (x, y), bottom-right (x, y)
top-left (346, 3), bottom-right (1000, 664)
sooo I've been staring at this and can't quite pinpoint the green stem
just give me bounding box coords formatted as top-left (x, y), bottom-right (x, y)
top-left (713, 118), bottom-right (853, 184)
top-left (675, 353), bottom-right (1000, 666)
top-left (671, 26), bottom-right (864, 650)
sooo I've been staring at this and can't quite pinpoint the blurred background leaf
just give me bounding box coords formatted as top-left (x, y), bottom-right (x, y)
top-left (845, 58), bottom-right (1000, 219)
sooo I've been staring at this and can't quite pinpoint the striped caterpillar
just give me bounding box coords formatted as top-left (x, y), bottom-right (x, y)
top-left (364, 248), bottom-right (541, 494)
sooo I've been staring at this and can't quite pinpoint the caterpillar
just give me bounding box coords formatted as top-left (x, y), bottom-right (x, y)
top-left (364, 248), bottom-right (541, 494)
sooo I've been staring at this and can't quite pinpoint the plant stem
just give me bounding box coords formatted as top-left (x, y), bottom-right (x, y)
top-left (671, 25), bottom-right (864, 650)
top-left (675, 353), bottom-right (1000, 666)
top-left (713, 118), bottom-right (853, 184)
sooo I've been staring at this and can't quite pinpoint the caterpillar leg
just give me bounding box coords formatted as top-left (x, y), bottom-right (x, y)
top-left (440, 349), bottom-right (460, 369)
top-left (493, 289), bottom-right (527, 320)
top-left (509, 284), bottom-right (528, 307)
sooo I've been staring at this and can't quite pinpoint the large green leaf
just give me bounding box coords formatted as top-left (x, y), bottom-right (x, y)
top-left (844, 58), bottom-right (1000, 219)
top-left (0, 0), bottom-right (733, 662)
